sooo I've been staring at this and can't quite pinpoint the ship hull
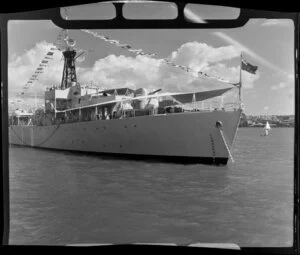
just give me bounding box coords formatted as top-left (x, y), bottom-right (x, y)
top-left (9, 110), bottom-right (242, 165)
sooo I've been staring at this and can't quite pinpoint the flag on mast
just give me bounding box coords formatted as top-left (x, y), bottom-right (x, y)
top-left (233, 55), bottom-right (258, 88)
top-left (241, 57), bottom-right (258, 74)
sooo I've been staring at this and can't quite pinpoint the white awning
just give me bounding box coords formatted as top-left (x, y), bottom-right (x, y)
top-left (56, 87), bottom-right (233, 113)
top-left (172, 87), bottom-right (232, 104)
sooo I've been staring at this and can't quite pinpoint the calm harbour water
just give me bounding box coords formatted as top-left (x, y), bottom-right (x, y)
top-left (8, 128), bottom-right (294, 247)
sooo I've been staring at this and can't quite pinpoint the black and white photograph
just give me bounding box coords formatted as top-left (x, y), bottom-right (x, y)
top-left (2, 0), bottom-right (297, 251)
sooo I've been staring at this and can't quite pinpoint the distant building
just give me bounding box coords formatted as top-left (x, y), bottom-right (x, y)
top-left (235, 113), bottom-right (294, 127)
top-left (256, 123), bottom-right (264, 127)
top-left (239, 113), bottom-right (248, 127)
top-left (270, 115), bottom-right (279, 122)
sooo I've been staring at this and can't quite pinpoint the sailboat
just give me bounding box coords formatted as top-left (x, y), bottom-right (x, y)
top-left (261, 121), bottom-right (271, 136)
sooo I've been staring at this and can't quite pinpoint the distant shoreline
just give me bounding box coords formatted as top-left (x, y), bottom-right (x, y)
top-left (239, 126), bottom-right (294, 128)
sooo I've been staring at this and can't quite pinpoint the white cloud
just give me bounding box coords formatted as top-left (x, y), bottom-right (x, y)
top-left (9, 41), bottom-right (64, 97)
top-left (8, 40), bottom-right (261, 110)
top-left (271, 73), bottom-right (294, 91)
top-left (288, 88), bottom-right (294, 99)
top-left (260, 19), bottom-right (292, 27)
top-left (78, 54), bottom-right (162, 91)
top-left (270, 71), bottom-right (294, 105)
top-left (287, 73), bottom-right (294, 82)
top-left (176, 8), bottom-right (290, 75)
top-left (241, 70), bottom-right (260, 89)
top-left (271, 82), bottom-right (287, 90)
top-left (213, 31), bottom-right (289, 75)
top-left (170, 42), bottom-right (240, 70)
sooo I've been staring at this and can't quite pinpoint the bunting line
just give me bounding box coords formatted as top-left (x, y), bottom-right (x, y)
top-left (18, 29), bottom-right (65, 98)
top-left (80, 29), bottom-right (236, 85)
top-left (14, 28), bottom-right (245, 106)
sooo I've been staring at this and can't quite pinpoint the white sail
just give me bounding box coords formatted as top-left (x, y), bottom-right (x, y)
top-left (264, 121), bottom-right (271, 130)
top-left (262, 121), bottom-right (271, 136)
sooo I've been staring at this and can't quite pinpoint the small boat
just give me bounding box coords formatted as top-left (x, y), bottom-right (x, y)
top-left (261, 121), bottom-right (271, 136)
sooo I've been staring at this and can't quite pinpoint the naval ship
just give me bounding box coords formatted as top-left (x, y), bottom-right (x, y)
top-left (9, 35), bottom-right (242, 165)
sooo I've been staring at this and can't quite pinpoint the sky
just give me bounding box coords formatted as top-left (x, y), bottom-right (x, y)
top-left (7, 2), bottom-right (295, 115)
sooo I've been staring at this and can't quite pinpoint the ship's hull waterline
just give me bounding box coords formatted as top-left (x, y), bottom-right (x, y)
top-left (9, 110), bottom-right (242, 165)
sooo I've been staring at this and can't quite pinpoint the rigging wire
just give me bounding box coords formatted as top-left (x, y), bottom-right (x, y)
top-left (80, 29), bottom-right (239, 86)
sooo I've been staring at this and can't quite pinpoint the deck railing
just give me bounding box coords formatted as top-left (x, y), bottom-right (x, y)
top-left (51, 100), bottom-right (240, 125)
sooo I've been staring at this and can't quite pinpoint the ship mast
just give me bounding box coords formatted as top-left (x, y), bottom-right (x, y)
top-left (239, 53), bottom-right (243, 109)
top-left (60, 8), bottom-right (77, 90)
top-left (239, 53), bottom-right (243, 106)
top-left (60, 48), bottom-right (77, 89)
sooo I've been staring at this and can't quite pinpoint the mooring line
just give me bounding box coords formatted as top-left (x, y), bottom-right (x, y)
top-left (216, 121), bottom-right (234, 163)
top-left (10, 124), bottom-right (61, 147)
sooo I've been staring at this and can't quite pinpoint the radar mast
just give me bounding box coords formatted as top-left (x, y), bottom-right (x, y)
top-left (60, 37), bottom-right (77, 90)
top-left (60, 8), bottom-right (77, 90)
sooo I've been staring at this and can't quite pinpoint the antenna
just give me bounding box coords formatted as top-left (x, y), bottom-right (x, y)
top-left (74, 51), bottom-right (85, 61)
top-left (64, 7), bottom-right (69, 38)
top-left (59, 7), bottom-right (79, 89)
